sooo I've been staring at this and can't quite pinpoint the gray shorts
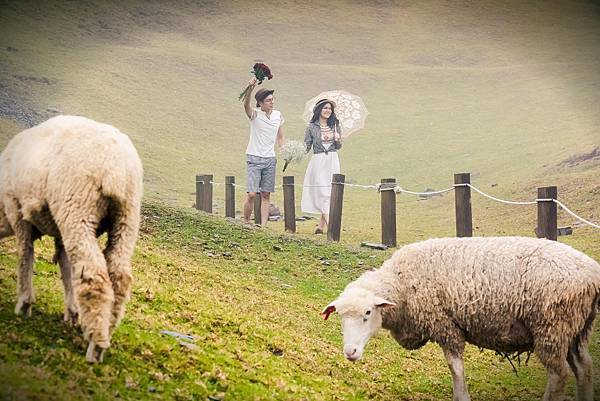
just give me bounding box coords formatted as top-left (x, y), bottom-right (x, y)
top-left (246, 154), bottom-right (277, 193)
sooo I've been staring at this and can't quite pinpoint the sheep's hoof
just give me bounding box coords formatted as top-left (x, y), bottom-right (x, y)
top-left (63, 309), bottom-right (79, 326)
top-left (15, 301), bottom-right (32, 318)
top-left (85, 342), bottom-right (106, 364)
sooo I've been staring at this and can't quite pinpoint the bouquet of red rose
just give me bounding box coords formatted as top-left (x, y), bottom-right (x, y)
top-left (238, 63), bottom-right (273, 101)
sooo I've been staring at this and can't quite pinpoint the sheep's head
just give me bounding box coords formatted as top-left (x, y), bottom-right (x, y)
top-left (322, 287), bottom-right (395, 362)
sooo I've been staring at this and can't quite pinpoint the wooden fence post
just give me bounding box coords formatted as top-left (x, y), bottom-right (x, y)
top-left (328, 174), bottom-right (345, 242)
top-left (202, 174), bottom-right (213, 213)
top-left (283, 176), bottom-right (296, 233)
top-left (454, 173), bottom-right (473, 237)
top-left (196, 174), bottom-right (212, 212)
top-left (380, 178), bottom-right (397, 247)
top-left (195, 174), bottom-right (204, 211)
top-left (254, 194), bottom-right (261, 225)
top-left (537, 186), bottom-right (557, 241)
top-left (225, 176), bottom-right (235, 218)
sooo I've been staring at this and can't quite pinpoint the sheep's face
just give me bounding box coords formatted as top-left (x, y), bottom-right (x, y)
top-left (322, 288), bottom-right (395, 362)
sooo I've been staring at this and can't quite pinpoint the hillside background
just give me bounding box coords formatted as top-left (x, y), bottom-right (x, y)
top-left (0, 1), bottom-right (599, 399)
top-left (1, 0), bottom-right (598, 247)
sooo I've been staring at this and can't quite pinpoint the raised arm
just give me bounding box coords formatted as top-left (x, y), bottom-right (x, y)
top-left (244, 77), bottom-right (258, 119)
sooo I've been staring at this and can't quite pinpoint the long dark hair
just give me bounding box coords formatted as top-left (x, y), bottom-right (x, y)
top-left (310, 100), bottom-right (340, 132)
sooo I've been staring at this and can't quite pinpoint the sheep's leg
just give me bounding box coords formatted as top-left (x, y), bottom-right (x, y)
top-left (567, 345), bottom-right (593, 401)
top-left (541, 363), bottom-right (570, 401)
top-left (55, 238), bottom-right (78, 325)
top-left (103, 205), bottom-right (137, 335)
top-left (13, 216), bottom-right (35, 317)
top-left (442, 347), bottom-right (471, 401)
top-left (60, 224), bottom-right (113, 363)
top-left (538, 350), bottom-right (570, 401)
top-left (0, 205), bottom-right (13, 238)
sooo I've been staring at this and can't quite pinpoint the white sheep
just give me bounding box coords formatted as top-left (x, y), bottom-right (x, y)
top-left (0, 115), bottom-right (143, 363)
top-left (322, 236), bottom-right (600, 401)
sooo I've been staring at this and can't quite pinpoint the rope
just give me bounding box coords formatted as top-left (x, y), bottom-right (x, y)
top-left (223, 182), bottom-right (284, 189)
top-left (343, 182), bottom-right (379, 190)
top-left (459, 184), bottom-right (599, 229)
top-left (282, 182), bottom-right (378, 189)
top-left (196, 177), bottom-right (599, 229)
top-left (456, 183), bottom-right (537, 205)
top-left (395, 186), bottom-right (455, 196)
top-left (553, 199), bottom-right (600, 229)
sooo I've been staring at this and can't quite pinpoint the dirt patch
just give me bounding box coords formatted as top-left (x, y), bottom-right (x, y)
top-left (0, 57), bottom-right (57, 128)
top-left (13, 75), bottom-right (54, 85)
top-left (560, 147), bottom-right (600, 167)
top-left (0, 81), bottom-right (44, 128)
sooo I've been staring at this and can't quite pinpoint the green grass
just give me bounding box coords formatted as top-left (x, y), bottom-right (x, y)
top-left (1, 1), bottom-right (600, 399)
top-left (1, 201), bottom-right (599, 401)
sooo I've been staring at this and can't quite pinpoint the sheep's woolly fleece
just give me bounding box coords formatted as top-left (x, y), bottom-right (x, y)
top-left (0, 115), bottom-right (143, 363)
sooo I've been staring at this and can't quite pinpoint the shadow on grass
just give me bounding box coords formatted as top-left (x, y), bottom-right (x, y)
top-left (0, 296), bottom-right (88, 361)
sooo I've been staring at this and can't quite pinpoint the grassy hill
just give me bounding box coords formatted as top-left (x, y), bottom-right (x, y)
top-left (0, 1), bottom-right (599, 399)
top-left (0, 1), bottom-right (599, 246)
top-left (1, 202), bottom-right (599, 401)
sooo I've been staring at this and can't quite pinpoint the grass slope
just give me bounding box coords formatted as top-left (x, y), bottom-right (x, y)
top-left (0, 1), bottom-right (599, 398)
top-left (1, 202), bottom-right (599, 400)
top-left (0, 0), bottom-right (598, 246)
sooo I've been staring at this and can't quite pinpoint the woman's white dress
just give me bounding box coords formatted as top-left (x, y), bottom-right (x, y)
top-left (301, 142), bottom-right (340, 214)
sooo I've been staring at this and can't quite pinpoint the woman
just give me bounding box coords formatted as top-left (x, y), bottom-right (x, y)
top-left (301, 99), bottom-right (342, 234)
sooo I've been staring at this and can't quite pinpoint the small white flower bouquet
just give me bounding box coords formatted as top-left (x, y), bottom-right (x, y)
top-left (280, 140), bottom-right (306, 172)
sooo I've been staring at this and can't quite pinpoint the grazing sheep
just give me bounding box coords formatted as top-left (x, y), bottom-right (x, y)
top-left (322, 237), bottom-right (600, 401)
top-left (0, 115), bottom-right (143, 363)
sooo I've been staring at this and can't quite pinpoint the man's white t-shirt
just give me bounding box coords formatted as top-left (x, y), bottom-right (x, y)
top-left (246, 108), bottom-right (284, 158)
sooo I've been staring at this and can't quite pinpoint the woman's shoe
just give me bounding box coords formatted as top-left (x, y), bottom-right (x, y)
top-left (315, 228), bottom-right (324, 234)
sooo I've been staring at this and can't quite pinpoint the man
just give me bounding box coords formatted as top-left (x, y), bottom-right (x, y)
top-left (242, 77), bottom-right (285, 226)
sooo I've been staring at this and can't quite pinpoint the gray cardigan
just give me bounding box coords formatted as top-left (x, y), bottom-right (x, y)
top-left (304, 122), bottom-right (342, 155)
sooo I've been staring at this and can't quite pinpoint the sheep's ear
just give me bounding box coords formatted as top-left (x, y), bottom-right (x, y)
top-left (320, 303), bottom-right (336, 320)
top-left (374, 297), bottom-right (396, 308)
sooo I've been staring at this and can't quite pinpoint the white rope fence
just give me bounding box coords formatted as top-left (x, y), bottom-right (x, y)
top-left (554, 199), bottom-right (600, 229)
top-left (453, 183), bottom-right (599, 229)
top-left (197, 178), bottom-right (599, 230)
top-left (454, 183), bottom-right (537, 205)
top-left (395, 186), bottom-right (455, 196)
